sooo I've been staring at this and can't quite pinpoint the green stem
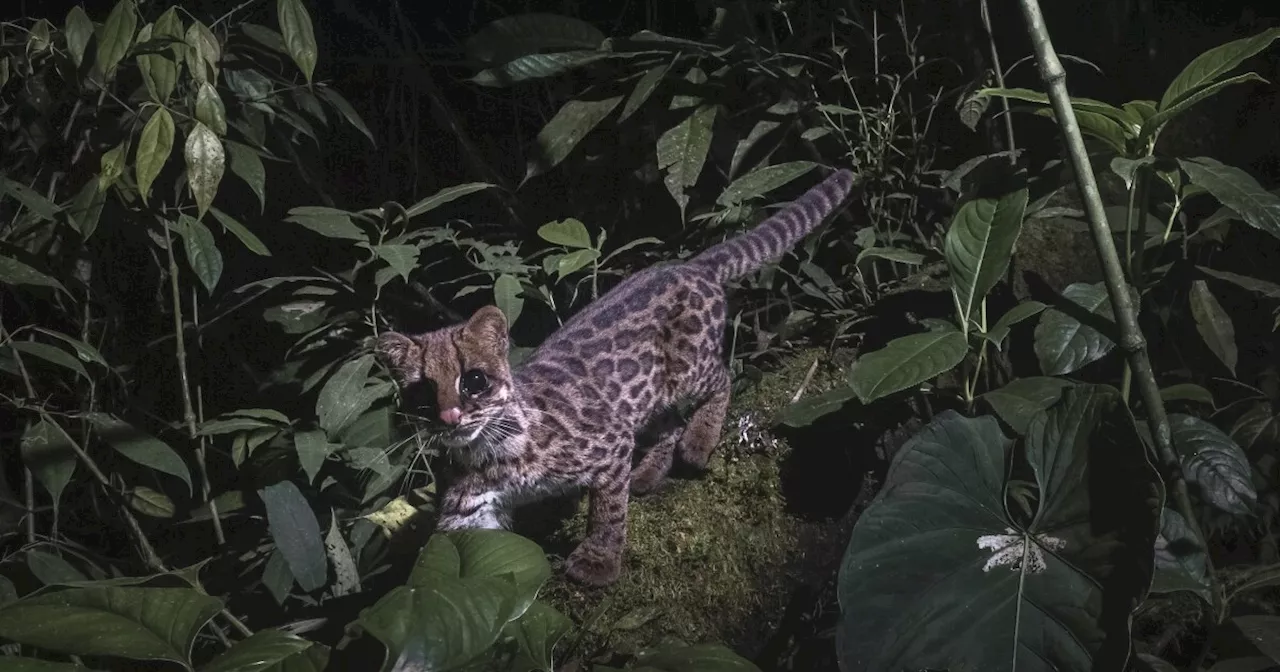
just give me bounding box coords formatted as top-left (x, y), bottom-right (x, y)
top-left (1012, 0), bottom-right (1220, 638)
top-left (161, 222), bottom-right (224, 546)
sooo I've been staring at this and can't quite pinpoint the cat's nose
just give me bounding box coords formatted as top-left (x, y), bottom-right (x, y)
top-left (439, 407), bottom-right (462, 425)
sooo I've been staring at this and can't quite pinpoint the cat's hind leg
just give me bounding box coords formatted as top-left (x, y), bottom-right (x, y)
top-left (565, 454), bottom-right (631, 587)
top-left (678, 366), bottom-right (730, 470)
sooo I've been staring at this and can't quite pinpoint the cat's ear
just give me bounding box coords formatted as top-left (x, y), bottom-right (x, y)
top-left (375, 332), bottom-right (420, 383)
top-left (463, 305), bottom-right (509, 353)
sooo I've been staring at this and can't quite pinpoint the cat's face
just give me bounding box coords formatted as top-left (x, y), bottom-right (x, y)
top-left (376, 306), bottom-right (515, 450)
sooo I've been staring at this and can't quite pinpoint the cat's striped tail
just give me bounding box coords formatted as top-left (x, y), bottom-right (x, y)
top-left (689, 168), bottom-right (856, 284)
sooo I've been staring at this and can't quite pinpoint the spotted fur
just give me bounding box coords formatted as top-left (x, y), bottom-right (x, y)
top-left (377, 169), bottom-right (856, 586)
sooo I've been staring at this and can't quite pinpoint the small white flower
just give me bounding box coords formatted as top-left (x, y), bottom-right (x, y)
top-left (976, 527), bottom-right (1066, 574)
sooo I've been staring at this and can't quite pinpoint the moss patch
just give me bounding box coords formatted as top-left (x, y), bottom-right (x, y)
top-left (531, 347), bottom-right (859, 661)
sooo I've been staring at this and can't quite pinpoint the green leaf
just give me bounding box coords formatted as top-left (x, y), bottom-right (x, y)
top-left (373, 244), bottom-right (420, 283)
top-left (773, 385), bottom-right (859, 427)
top-left (260, 481), bottom-right (327, 592)
top-left (180, 215), bottom-right (224, 293)
top-left (421, 530), bottom-right (551, 608)
top-left (1159, 28), bottom-right (1280, 110)
top-left (224, 142), bottom-right (266, 212)
top-left (1151, 507), bottom-right (1211, 603)
top-left (201, 628), bottom-right (315, 672)
top-left (285, 206), bottom-right (367, 241)
top-left (194, 82), bottom-right (228, 136)
top-left (96, 0), bottom-right (137, 79)
top-left (984, 300), bottom-right (1048, 349)
top-left (504, 600), bottom-right (571, 671)
top-left (129, 486), bottom-right (175, 518)
top-left (1159, 383), bottom-right (1215, 407)
top-left (316, 86), bottom-right (375, 145)
top-left (1189, 280), bottom-right (1237, 375)
top-left (20, 418), bottom-right (77, 506)
top-left (657, 104), bottom-right (717, 215)
top-left (1033, 281), bottom-right (1134, 376)
top-left (854, 247), bottom-right (926, 266)
top-left (494, 274), bottom-right (525, 328)
top-left (34, 325), bottom-right (110, 365)
top-left (277, 0), bottom-right (318, 83)
top-left (1179, 157), bottom-right (1280, 240)
top-left (0, 175), bottom-right (60, 222)
top-left (316, 354), bottom-right (380, 435)
top-left (620, 62), bottom-right (670, 122)
top-left (465, 13), bottom-right (605, 65)
top-left (977, 87), bottom-right (1135, 129)
top-left (0, 657), bottom-right (90, 671)
top-left (1232, 403), bottom-right (1280, 452)
top-left (358, 578), bottom-right (518, 670)
top-left (1170, 414), bottom-right (1256, 516)
top-left (537, 218), bottom-right (593, 249)
top-left (1144, 73), bottom-right (1266, 143)
top-left (980, 376), bottom-right (1074, 435)
top-left (99, 142), bottom-right (127, 191)
top-left (716, 161), bottom-right (819, 206)
top-left (26, 550), bottom-right (86, 585)
top-left (68, 178), bottom-right (107, 239)
top-left (945, 185), bottom-right (1028, 330)
top-left (184, 122), bottom-right (225, 220)
top-left (137, 9), bottom-right (182, 103)
top-left (64, 6), bottom-right (94, 68)
top-left (183, 20), bottom-right (220, 84)
top-left (1233, 616), bottom-right (1280, 663)
top-left (555, 249), bottom-right (599, 278)
top-left (849, 329), bottom-right (968, 403)
top-left (403, 182), bottom-right (493, 220)
top-left (839, 386), bottom-right (1160, 671)
top-left (0, 585), bottom-right (221, 667)
top-left (210, 207), bottom-right (270, 256)
top-left (1228, 564), bottom-right (1280, 603)
top-left (294, 429), bottom-right (333, 484)
top-left (633, 643), bottom-right (761, 671)
top-left (1199, 265), bottom-right (1280, 299)
top-left (524, 96), bottom-right (623, 182)
top-left (471, 51), bottom-right (610, 87)
top-left (87, 413), bottom-right (192, 495)
top-left (11, 341), bottom-right (89, 381)
top-left (135, 108), bottom-right (175, 205)
top-left (1035, 107), bottom-right (1130, 153)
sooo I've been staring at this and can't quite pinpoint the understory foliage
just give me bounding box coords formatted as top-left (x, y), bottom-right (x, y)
top-left (0, 0), bottom-right (1278, 671)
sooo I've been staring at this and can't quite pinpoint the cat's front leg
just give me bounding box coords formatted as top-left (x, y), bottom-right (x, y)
top-left (436, 472), bottom-right (508, 531)
top-left (565, 462), bottom-right (630, 587)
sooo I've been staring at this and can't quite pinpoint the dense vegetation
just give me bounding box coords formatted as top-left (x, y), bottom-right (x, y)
top-left (2, 0), bottom-right (1279, 670)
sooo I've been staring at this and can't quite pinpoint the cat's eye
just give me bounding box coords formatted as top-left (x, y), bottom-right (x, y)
top-left (460, 369), bottom-right (489, 396)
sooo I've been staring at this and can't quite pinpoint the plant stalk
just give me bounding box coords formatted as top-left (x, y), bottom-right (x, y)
top-left (1012, 0), bottom-right (1218, 619)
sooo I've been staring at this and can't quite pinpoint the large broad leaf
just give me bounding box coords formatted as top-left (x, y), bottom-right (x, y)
top-left (87, 413), bottom-right (192, 494)
top-left (277, 0), bottom-right (318, 83)
top-left (524, 96), bottom-right (622, 182)
top-left (358, 577), bottom-right (519, 671)
top-left (504, 601), bottom-right (572, 672)
top-left (849, 329), bottom-right (968, 403)
top-left (1189, 279), bottom-right (1237, 375)
top-left (838, 385), bottom-right (1161, 671)
top-left (0, 585), bottom-right (221, 667)
top-left (1158, 28), bottom-right (1280, 110)
top-left (135, 107), bottom-right (175, 204)
top-left (945, 185), bottom-right (1029, 329)
top-left (180, 215), bottom-right (224, 293)
top-left (1179, 157), bottom-right (1280, 240)
top-left (657, 104), bottom-right (717, 215)
top-left (1143, 73), bottom-right (1266, 143)
top-left (20, 418), bottom-right (77, 506)
top-left (470, 51), bottom-right (610, 87)
top-left (0, 254), bottom-right (68, 294)
top-left (620, 61), bottom-right (671, 122)
top-left (1169, 413), bottom-right (1256, 516)
top-left (465, 13), bottom-right (605, 65)
top-left (315, 354), bottom-right (384, 435)
top-left (1034, 282), bottom-right (1135, 376)
top-left (494, 273), bottom-right (525, 328)
top-left (984, 300), bottom-right (1048, 350)
top-left (10, 341), bottom-right (90, 381)
top-left (716, 161), bottom-right (819, 207)
top-left (285, 206), bottom-right (367, 241)
top-left (200, 628), bottom-right (315, 672)
top-left (294, 429), bottom-right (335, 484)
top-left (980, 376), bottom-right (1074, 435)
top-left (537, 218), bottom-right (593, 249)
top-left (260, 481), bottom-right (328, 593)
top-left (1151, 507), bottom-right (1212, 604)
top-left (226, 141), bottom-right (267, 213)
top-left (211, 207), bottom-right (270, 256)
top-left (96, 0), bottom-right (138, 78)
top-left (774, 385), bottom-right (859, 428)
top-left (184, 122), bottom-right (225, 220)
top-left (410, 530), bottom-right (552, 615)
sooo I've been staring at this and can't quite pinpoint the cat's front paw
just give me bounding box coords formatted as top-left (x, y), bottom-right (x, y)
top-left (628, 467), bottom-right (666, 496)
top-left (563, 545), bottom-right (622, 587)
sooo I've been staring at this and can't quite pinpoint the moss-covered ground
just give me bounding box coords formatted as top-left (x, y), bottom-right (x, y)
top-left (516, 347), bottom-right (863, 664)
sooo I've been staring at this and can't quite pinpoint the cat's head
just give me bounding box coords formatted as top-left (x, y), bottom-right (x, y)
top-left (375, 305), bottom-right (516, 451)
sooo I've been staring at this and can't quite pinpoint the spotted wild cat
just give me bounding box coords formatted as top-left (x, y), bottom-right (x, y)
top-left (376, 168), bottom-right (855, 586)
